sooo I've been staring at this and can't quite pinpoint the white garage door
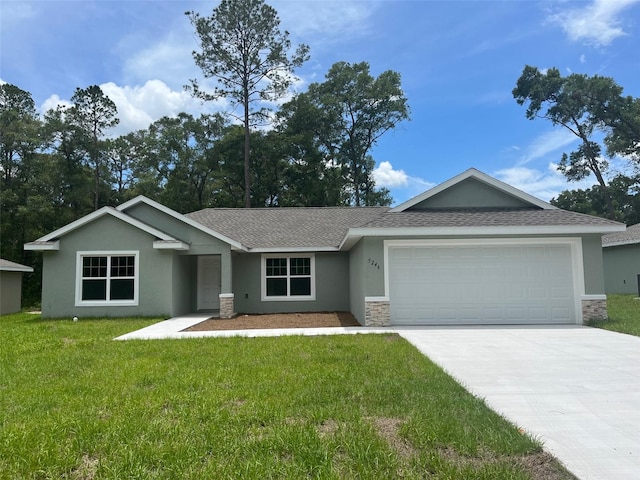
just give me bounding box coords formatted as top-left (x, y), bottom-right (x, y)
top-left (389, 242), bottom-right (576, 325)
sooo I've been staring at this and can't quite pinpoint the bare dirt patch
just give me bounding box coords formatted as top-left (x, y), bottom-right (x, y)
top-left (70, 455), bottom-right (99, 480)
top-left (436, 448), bottom-right (577, 480)
top-left (184, 311), bottom-right (361, 331)
top-left (368, 416), bottom-right (416, 459)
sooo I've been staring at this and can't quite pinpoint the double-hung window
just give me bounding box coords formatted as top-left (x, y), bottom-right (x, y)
top-left (76, 251), bottom-right (139, 306)
top-left (262, 254), bottom-right (315, 301)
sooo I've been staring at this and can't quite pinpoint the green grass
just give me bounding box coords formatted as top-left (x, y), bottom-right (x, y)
top-left (0, 314), bottom-right (574, 479)
top-left (587, 294), bottom-right (640, 337)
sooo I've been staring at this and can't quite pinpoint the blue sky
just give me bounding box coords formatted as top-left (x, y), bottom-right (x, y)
top-left (2, 0), bottom-right (639, 205)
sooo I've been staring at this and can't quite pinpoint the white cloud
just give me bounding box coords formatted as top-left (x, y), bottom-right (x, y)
top-left (580, 54), bottom-right (587, 63)
top-left (517, 129), bottom-right (578, 166)
top-left (548, 0), bottom-right (640, 47)
top-left (40, 94), bottom-right (72, 113)
top-left (274, 1), bottom-right (378, 41)
top-left (373, 161), bottom-right (409, 188)
top-left (494, 163), bottom-right (597, 201)
top-left (373, 161), bottom-right (435, 206)
top-left (39, 80), bottom-right (226, 137)
top-left (122, 29), bottom-right (196, 90)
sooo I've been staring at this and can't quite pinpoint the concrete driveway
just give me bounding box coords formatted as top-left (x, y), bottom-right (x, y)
top-left (396, 325), bottom-right (640, 480)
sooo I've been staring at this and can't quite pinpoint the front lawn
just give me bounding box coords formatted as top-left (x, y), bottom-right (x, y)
top-left (0, 314), bottom-right (574, 479)
top-left (587, 294), bottom-right (640, 337)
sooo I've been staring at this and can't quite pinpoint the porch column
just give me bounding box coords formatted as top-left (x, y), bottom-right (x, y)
top-left (219, 293), bottom-right (235, 319)
top-left (220, 249), bottom-right (232, 293)
top-left (219, 249), bottom-right (235, 318)
top-left (365, 296), bottom-right (390, 326)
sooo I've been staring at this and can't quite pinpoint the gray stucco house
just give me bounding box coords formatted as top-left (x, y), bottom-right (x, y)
top-left (0, 259), bottom-right (34, 315)
top-left (25, 169), bottom-right (624, 325)
top-left (602, 223), bottom-right (640, 295)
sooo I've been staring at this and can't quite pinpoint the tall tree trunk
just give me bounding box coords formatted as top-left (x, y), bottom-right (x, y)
top-left (243, 84), bottom-right (251, 208)
top-left (590, 162), bottom-right (617, 220)
top-left (578, 129), bottom-right (617, 220)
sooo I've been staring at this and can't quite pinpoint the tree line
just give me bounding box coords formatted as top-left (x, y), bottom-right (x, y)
top-left (1, 59), bottom-right (409, 303)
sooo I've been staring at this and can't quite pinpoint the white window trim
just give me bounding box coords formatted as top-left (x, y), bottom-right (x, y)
top-left (261, 253), bottom-right (316, 301)
top-left (75, 251), bottom-right (140, 307)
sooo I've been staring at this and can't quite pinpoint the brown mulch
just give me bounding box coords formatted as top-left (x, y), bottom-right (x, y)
top-left (183, 311), bottom-right (362, 332)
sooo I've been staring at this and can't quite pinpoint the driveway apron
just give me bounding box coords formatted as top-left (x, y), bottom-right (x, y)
top-left (396, 325), bottom-right (640, 480)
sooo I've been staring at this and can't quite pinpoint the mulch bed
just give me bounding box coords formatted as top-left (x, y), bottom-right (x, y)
top-left (183, 311), bottom-right (361, 331)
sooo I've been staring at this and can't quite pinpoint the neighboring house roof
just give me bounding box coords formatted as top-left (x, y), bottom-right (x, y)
top-left (0, 258), bottom-right (34, 273)
top-left (602, 223), bottom-right (640, 248)
top-left (186, 206), bottom-right (389, 251)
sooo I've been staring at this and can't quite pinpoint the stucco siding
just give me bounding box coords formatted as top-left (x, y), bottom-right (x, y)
top-left (349, 241), bottom-right (366, 323)
top-left (0, 272), bottom-right (24, 315)
top-left (581, 234), bottom-right (606, 295)
top-left (348, 238), bottom-right (387, 324)
top-left (232, 252), bottom-right (350, 314)
top-left (41, 215), bottom-right (174, 318)
top-left (361, 238), bottom-right (386, 296)
top-left (409, 178), bottom-right (531, 210)
top-left (604, 244), bottom-right (640, 294)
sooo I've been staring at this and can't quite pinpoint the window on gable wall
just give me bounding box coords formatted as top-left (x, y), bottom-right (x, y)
top-left (262, 254), bottom-right (315, 301)
top-left (76, 252), bottom-right (139, 306)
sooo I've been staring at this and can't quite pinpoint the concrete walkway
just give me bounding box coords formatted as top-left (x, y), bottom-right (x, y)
top-left (115, 318), bottom-right (640, 479)
top-left (114, 314), bottom-right (391, 340)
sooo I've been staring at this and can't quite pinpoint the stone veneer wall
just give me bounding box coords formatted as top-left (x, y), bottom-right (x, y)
top-left (582, 297), bottom-right (608, 323)
top-left (365, 298), bottom-right (390, 327)
top-left (219, 294), bottom-right (235, 319)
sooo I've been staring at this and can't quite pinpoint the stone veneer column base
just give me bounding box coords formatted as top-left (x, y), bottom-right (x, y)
top-left (365, 297), bottom-right (390, 327)
top-left (219, 293), bottom-right (235, 319)
top-left (581, 295), bottom-right (607, 324)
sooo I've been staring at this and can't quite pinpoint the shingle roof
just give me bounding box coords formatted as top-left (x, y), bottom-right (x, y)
top-left (0, 258), bottom-right (34, 272)
top-left (186, 206), bottom-right (623, 250)
top-left (186, 207), bottom-right (389, 250)
top-left (602, 223), bottom-right (640, 247)
top-left (359, 208), bottom-right (624, 229)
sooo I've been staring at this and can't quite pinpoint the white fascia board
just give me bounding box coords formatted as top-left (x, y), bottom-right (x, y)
top-left (345, 224), bottom-right (626, 238)
top-left (153, 240), bottom-right (190, 251)
top-left (248, 246), bottom-right (338, 253)
top-left (339, 234), bottom-right (363, 251)
top-left (24, 241), bottom-right (60, 251)
top-left (34, 207), bottom-right (176, 243)
top-left (390, 168), bottom-right (556, 212)
top-left (0, 265), bottom-right (34, 272)
top-left (117, 195), bottom-right (245, 251)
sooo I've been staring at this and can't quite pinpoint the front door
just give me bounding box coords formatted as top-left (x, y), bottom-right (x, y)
top-left (197, 256), bottom-right (221, 310)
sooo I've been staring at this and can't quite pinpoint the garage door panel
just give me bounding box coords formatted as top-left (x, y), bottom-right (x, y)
top-left (389, 243), bottom-right (576, 325)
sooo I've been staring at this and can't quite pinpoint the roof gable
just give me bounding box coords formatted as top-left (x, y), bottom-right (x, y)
top-left (24, 207), bottom-right (189, 251)
top-left (391, 168), bottom-right (555, 212)
top-left (33, 207), bottom-right (176, 243)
